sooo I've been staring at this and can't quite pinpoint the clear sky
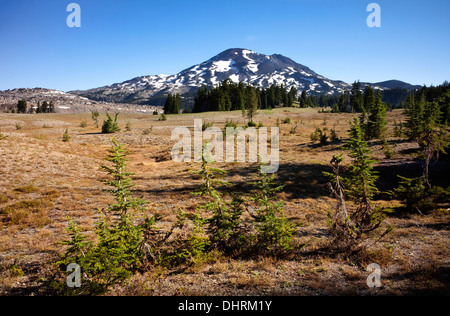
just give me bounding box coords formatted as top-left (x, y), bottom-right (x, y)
top-left (0, 0), bottom-right (449, 91)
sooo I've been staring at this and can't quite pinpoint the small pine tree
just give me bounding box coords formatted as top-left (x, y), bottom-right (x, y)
top-left (91, 111), bottom-right (100, 128)
top-left (50, 139), bottom-right (158, 295)
top-left (417, 101), bottom-right (449, 188)
top-left (325, 118), bottom-right (391, 256)
top-left (244, 88), bottom-right (259, 124)
top-left (365, 89), bottom-right (387, 140)
top-left (102, 112), bottom-right (120, 134)
top-left (250, 170), bottom-right (297, 256)
top-left (62, 128), bottom-right (70, 142)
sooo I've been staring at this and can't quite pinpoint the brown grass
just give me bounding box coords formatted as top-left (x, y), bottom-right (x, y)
top-left (0, 109), bottom-right (448, 296)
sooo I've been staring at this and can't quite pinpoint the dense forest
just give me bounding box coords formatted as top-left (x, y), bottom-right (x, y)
top-left (177, 79), bottom-right (449, 117)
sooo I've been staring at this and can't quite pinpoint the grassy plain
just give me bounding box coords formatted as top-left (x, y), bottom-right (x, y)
top-left (0, 108), bottom-right (448, 295)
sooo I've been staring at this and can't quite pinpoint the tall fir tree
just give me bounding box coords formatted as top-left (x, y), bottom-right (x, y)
top-left (365, 89), bottom-right (387, 140)
top-left (244, 86), bottom-right (258, 124)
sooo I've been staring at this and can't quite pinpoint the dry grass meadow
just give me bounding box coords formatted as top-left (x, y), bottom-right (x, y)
top-left (0, 108), bottom-right (449, 296)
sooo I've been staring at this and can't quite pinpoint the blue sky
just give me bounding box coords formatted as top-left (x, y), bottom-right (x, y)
top-left (0, 0), bottom-right (449, 91)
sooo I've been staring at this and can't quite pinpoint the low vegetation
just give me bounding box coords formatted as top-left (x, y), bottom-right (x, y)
top-left (0, 86), bottom-right (448, 295)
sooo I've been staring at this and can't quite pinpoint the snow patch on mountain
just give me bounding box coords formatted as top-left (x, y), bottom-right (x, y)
top-left (70, 48), bottom-right (353, 105)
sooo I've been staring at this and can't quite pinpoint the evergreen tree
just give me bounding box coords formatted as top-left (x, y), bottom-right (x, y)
top-left (52, 139), bottom-right (157, 295)
top-left (164, 93), bottom-right (181, 114)
top-left (325, 118), bottom-right (390, 255)
top-left (48, 101), bottom-right (55, 113)
top-left (91, 111), bottom-right (100, 128)
top-left (41, 101), bottom-right (49, 113)
top-left (417, 101), bottom-right (449, 188)
top-left (17, 99), bottom-right (27, 114)
top-left (102, 112), bottom-right (120, 134)
top-left (193, 86), bottom-right (209, 113)
top-left (299, 90), bottom-right (307, 108)
top-left (244, 86), bottom-right (258, 124)
top-left (164, 94), bottom-right (173, 114)
top-left (405, 92), bottom-right (425, 140)
top-left (36, 101), bottom-right (42, 114)
top-left (365, 89), bottom-right (387, 140)
top-left (350, 81), bottom-right (364, 112)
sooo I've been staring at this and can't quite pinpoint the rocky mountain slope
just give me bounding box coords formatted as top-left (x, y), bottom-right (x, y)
top-left (0, 88), bottom-right (162, 114)
top-left (69, 48), bottom-right (354, 106)
top-left (1, 49), bottom-right (421, 111)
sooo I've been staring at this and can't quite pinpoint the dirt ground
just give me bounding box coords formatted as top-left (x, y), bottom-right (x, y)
top-left (0, 108), bottom-right (449, 296)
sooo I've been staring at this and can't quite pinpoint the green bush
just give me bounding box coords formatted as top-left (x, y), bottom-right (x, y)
top-left (393, 176), bottom-right (449, 214)
top-left (202, 122), bottom-right (214, 131)
top-left (382, 140), bottom-right (395, 159)
top-left (102, 113), bottom-right (120, 134)
top-left (250, 171), bottom-right (297, 256)
top-left (330, 128), bottom-right (339, 142)
top-left (125, 121), bottom-right (131, 132)
top-left (247, 120), bottom-right (258, 127)
top-left (62, 128), bottom-right (70, 142)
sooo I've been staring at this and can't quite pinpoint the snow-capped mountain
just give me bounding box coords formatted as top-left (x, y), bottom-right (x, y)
top-left (70, 48), bottom-right (352, 106)
top-left (69, 48), bottom-right (420, 107)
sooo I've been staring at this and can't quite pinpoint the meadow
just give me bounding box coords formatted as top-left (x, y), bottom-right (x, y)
top-left (0, 108), bottom-right (448, 295)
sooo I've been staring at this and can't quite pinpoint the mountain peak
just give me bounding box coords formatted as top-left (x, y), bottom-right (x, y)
top-left (69, 48), bottom-right (417, 107)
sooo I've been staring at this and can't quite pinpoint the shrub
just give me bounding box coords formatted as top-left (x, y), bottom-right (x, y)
top-left (202, 122), bottom-right (214, 131)
top-left (142, 126), bottom-right (153, 135)
top-left (320, 129), bottom-right (329, 146)
top-left (310, 128), bottom-right (329, 145)
top-left (330, 128), bottom-right (339, 142)
top-left (125, 121), bottom-right (131, 132)
top-left (158, 114), bottom-right (167, 121)
top-left (79, 120), bottom-right (87, 128)
top-left (247, 121), bottom-right (258, 127)
top-left (15, 185), bottom-right (39, 194)
top-left (283, 118), bottom-right (291, 124)
top-left (382, 140), bottom-right (395, 159)
top-left (393, 176), bottom-right (449, 214)
top-left (62, 128), bottom-right (70, 142)
top-left (102, 112), bottom-right (120, 134)
top-left (91, 111), bottom-right (100, 128)
top-left (290, 125), bottom-right (298, 134)
top-left (0, 131), bottom-right (8, 140)
top-left (393, 120), bottom-right (403, 137)
top-left (1, 198), bottom-right (53, 228)
top-left (224, 119), bottom-right (238, 129)
top-left (249, 171), bottom-right (297, 256)
top-left (310, 128), bottom-right (321, 142)
top-left (193, 155), bottom-right (246, 255)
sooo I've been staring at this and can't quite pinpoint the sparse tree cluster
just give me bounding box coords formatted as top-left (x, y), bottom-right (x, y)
top-left (163, 93), bottom-right (181, 115)
top-left (16, 99), bottom-right (56, 114)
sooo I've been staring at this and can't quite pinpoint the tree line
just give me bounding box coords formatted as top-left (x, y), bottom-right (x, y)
top-left (163, 79), bottom-right (427, 115)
